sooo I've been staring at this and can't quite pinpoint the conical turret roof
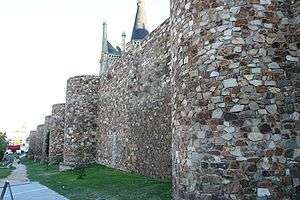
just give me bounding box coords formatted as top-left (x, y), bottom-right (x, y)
top-left (131, 0), bottom-right (149, 41)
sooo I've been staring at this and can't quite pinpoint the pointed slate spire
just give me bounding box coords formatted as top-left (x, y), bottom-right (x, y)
top-left (102, 22), bottom-right (108, 55)
top-left (131, 0), bottom-right (149, 41)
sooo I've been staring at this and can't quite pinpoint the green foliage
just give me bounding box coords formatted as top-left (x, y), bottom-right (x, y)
top-left (74, 145), bottom-right (90, 180)
top-left (0, 132), bottom-right (8, 161)
top-left (74, 164), bottom-right (87, 179)
top-left (23, 159), bottom-right (172, 200)
top-left (0, 167), bottom-right (13, 179)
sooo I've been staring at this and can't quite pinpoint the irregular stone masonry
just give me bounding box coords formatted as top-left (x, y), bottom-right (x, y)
top-left (41, 116), bottom-right (51, 162)
top-left (27, 0), bottom-right (300, 198)
top-left (97, 19), bottom-right (172, 179)
top-left (34, 124), bottom-right (45, 161)
top-left (170, 0), bottom-right (299, 199)
top-left (61, 75), bottom-right (100, 168)
top-left (27, 130), bottom-right (37, 160)
top-left (48, 103), bottom-right (65, 164)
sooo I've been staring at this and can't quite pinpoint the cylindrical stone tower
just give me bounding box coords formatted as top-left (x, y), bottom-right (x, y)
top-left (41, 116), bottom-right (52, 163)
top-left (28, 130), bottom-right (37, 160)
top-left (61, 75), bottom-right (100, 169)
top-left (170, 0), bottom-right (298, 199)
top-left (49, 103), bottom-right (65, 164)
top-left (35, 124), bottom-right (45, 161)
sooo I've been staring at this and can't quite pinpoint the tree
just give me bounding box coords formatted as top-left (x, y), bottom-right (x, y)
top-left (0, 132), bottom-right (8, 161)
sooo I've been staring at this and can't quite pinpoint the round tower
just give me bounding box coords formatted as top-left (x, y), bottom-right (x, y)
top-left (41, 116), bottom-right (52, 163)
top-left (48, 103), bottom-right (65, 164)
top-left (61, 75), bottom-right (100, 170)
top-left (170, 0), bottom-right (299, 199)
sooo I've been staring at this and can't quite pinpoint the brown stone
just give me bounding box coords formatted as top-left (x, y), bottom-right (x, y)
top-left (235, 140), bottom-right (247, 146)
top-left (275, 147), bottom-right (284, 156)
top-left (256, 85), bottom-right (267, 93)
top-left (235, 19), bottom-right (248, 27)
top-left (265, 149), bottom-right (274, 157)
top-left (230, 161), bottom-right (240, 169)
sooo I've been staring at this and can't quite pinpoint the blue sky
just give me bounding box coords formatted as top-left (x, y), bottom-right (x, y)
top-left (0, 0), bottom-right (170, 140)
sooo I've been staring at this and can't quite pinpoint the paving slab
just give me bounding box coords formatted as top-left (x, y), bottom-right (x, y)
top-left (2, 181), bottom-right (69, 200)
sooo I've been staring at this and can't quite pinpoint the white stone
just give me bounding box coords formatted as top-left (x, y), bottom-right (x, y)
top-left (224, 29), bottom-right (232, 36)
top-left (210, 71), bottom-right (220, 78)
top-left (212, 41), bottom-right (223, 49)
top-left (250, 20), bottom-right (262, 26)
top-left (271, 134), bottom-right (281, 142)
top-left (222, 133), bottom-right (233, 141)
top-left (248, 132), bottom-right (264, 142)
top-left (249, 80), bottom-right (263, 86)
top-left (249, 102), bottom-right (259, 110)
top-left (244, 75), bottom-right (254, 81)
top-left (230, 7), bottom-right (239, 14)
top-left (220, 13), bottom-right (230, 20)
top-left (230, 147), bottom-right (242, 157)
top-left (212, 108), bottom-right (223, 119)
top-left (266, 104), bottom-right (277, 115)
top-left (291, 112), bottom-right (300, 120)
top-left (268, 141), bottom-right (276, 149)
top-left (258, 109), bottom-right (268, 115)
top-left (229, 63), bottom-right (239, 69)
top-left (232, 37), bottom-right (245, 45)
top-left (294, 148), bottom-right (300, 159)
top-left (264, 23), bottom-right (273, 28)
top-left (286, 55), bottom-right (299, 62)
top-left (224, 126), bottom-right (235, 133)
top-left (189, 70), bottom-right (198, 77)
top-left (253, 34), bottom-right (266, 43)
top-left (223, 78), bottom-right (238, 88)
top-left (234, 46), bottom-right (242, 53)
top-left (257, 188), bottom-right (271, 197)
top-left (185, 3), bottom-right (191, 10)
top-left (230, 105), bottom-right (245, 112)
top-left (198, 131), bottom-right (206, 139)
top-left (182, 100), bottom-right (188, 107)
top-left (268, 62), bottom-right (280, 69)
top-left (249, 49), bottom-right (258, 55)
top-left (251, 68), bottom-right (261, 74)
top-left (265, 81), bottom-right (276, 86)
top-left (248, 25), bottom-right (259, 31)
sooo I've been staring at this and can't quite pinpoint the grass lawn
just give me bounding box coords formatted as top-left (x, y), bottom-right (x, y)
top-left (0, 167), bottom-right (13, 179)
top-left (23, 159), bottom-right (172, 200)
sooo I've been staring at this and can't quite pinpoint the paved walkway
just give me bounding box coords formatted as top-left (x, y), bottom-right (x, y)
top-left (0, 161), bottom-right (69, 200)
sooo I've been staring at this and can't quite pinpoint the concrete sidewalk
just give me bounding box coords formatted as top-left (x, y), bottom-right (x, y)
top-left (0, 162), bottom-right (69, 200)
top-left (2, 181), bottom-right (69, 200)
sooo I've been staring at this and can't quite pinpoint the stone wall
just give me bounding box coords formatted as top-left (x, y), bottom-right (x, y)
top-left (287, 0), bottom-right (300, 196)
top-left (49, 103), bottom-right (65, 164)
top-left (97, 19), bottom-right (172, 179)
top-left (41, 116), bottom-right (51, 162)
top-left (170, 0), bottom-right (298, 199)
top-left (26, 0), bottom-right (299, 197)
top-left (27, 130), bottom-right (37, 160)
top-left (34, 124), bottom-right (45, 161)
top-left (61, 75), bottom-right (100, 168)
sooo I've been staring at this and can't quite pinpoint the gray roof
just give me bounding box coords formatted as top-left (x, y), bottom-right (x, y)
top-left (131, 0), bottom-right (149, 41)
top-left (107, 41), bottom-right (121, 55)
